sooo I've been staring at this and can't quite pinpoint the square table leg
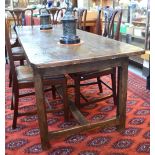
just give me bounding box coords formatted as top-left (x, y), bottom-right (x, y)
top-left (33, 70), bottom-right (50, 150)
top-left (116, 57), bottom-right (129, 130)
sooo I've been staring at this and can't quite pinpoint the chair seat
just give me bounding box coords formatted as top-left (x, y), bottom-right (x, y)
top-left (69, 68), bottom-right (114, 80)
top-left (16, 66), bottom-right (33, 82)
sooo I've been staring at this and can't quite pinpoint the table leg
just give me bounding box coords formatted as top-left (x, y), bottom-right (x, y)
top-left (33, 71), bottom-right (50, 150)
top-left (117, 58), bottom-right (128, 130)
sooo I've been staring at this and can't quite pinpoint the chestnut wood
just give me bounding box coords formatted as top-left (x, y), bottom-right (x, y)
top-left (16, 26), bottom-right (144, 68)
top-left (16, 25), bottom-right (145, 150)
top-left (48, 117), bottom-right (119, 140)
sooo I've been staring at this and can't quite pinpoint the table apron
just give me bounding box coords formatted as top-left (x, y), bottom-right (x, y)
top-left (32, 56), bottom-right (129, 77)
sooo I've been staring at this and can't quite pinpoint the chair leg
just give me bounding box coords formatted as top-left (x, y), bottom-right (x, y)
top-left (20, 60), bottom-right (24, 65)
top-left (11, 95), bottom-right (14, 110)
top-left (75, 77), bottom-right (81, 108)
top-left (51, 85), bottom-right (56, 99)
top-left (12, 89), bottom-right (19, 129)
top-left (97, 77), bottom-right (103, 93)
top-left (63, 80), bottom-right (69, 121)
top-left (5, 46), bottom-right (8, 64)
top-left (11, 91), bottom-right (14, 110)
top-left (111, 72), bottom-right (117, 105)
top-left (9, 70), bottom-right (12, 87)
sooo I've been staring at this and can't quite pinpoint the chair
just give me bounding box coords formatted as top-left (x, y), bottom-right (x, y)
top-left (73, 8), bottom-right (87, 30)
top-left (5, 17), bottom-right (26, 87)
top-left (39, 7), bottom-right (60, 25)
top-left (6, 46), bottom-right (25, 86)
top-left (39, 7), bottom-right (49, 15)
top-left (95, 8), bottom-right (102, 35)
top-left (103, 6), bottom-right (122, 41)
top-left (5, 20), bottom-right (69, 129)
top-left (48, 7), bottom-right (67, 24)
top-left (69, 8), bottom-right (122, 108)
top-left (5, 8), bottom-right (33, 65)
top-left (5, 8), bottom-right (34, 47)
top-left (55, 7), bottom-right (66, 24)
top-left (6, 8), bottom-right (34, 27)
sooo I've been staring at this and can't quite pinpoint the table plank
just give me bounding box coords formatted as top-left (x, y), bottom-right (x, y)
top-left (16, 25), bottom-right (144, 69)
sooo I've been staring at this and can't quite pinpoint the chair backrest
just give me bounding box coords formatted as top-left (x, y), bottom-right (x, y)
top-left (5, 8), bottom-right (34, 27)
top-left (5, 19), bottom-right (18, 85)
top-left (39, 7), bottom-right (49, 15)
top-left (103, 6), bottom-right (122, 40)
top-left (55, 7), bottom-right (66, 23)
top-left (23, 8), bottom-right (34, 26)
top-left (5, 8), bottom-right (33, 36)
top-left (73, 8), bottom-right (87, 30)
top-left (95, 9), bottom-right (102, 35)
top-left (47, 7), bottom-right (60, 24)
top-left (39, 7), bottom-right (61, 25)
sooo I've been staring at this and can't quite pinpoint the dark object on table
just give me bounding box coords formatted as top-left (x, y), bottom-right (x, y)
top-left (60, 0), bottom-right (80, 44)
top-left (40, 14), bottom-right (52, 30)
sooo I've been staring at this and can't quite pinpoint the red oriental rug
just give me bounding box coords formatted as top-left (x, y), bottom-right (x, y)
top-left (5, 64), bottom-right (150, 155)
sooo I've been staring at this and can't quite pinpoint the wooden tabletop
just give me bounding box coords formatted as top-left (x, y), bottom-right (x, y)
top-left (16, 25), bottom-right (144, 69)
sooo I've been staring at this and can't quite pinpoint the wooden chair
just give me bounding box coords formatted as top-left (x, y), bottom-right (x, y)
top-left (5, 8), bottom-right (33, 46)
top-left (48, 7), bottom-right (67, 24)
top-left (69, 8), bottom-right (122, 108)
top-left (55, 7), bottom-right (66, 24)
top-left (5, 17), bottom-right (26, 87)
top-left (39, 7), bottom-right (49, 14)
top-left (103, 6), bottom-right (122, 41)
top-left (5, 8), bottom-right (33, 35)
top-left (39, 7), bottom-right (61, 25)
top-left (5, 20), bottom-right (69, 129)
top-left (95, 8), bottom-right (102, 35)
top-left (6, 46), bottom-right (25, 87)
top-left (73, 8), bottom-right (87, 30)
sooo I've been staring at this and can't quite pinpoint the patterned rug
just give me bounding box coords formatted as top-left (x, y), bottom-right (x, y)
top-left (5, 64), bottom-right (150, 155)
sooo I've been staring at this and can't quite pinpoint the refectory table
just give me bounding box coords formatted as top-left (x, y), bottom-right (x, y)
top-left (16, 25), bottom-right (145, 150)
